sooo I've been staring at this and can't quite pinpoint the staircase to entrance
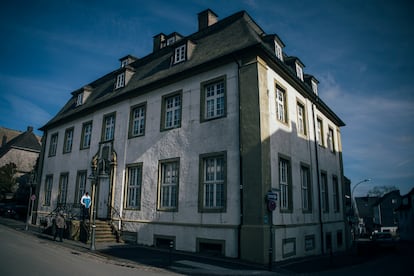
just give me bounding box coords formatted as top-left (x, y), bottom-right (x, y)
top-left (89, 220), bottom-right (118, 243)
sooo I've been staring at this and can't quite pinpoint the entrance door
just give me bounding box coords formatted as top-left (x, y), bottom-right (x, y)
top-left (97, 177), bottom-right (110, 219)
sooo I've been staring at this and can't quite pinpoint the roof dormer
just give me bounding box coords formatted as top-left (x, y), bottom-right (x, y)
top-left (72, 85), bottom-right (92, 107)
top-left (304, 74), bottom-right (319, 95)
top-left (153, 32), bottom-right (183, 52)
top-left (115, 65), bottom-right (135, 90)
top-left (263, 34), bottom-right (285, 61)
top-left (119, 55), bottom-right (138, 68)
top-left (172, 39), bottom-right (196, 65)
top-left (285, 56), bottom-right (305, 81)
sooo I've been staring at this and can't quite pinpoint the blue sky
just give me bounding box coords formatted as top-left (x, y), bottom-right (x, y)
top-left (1, 0), bottom-right (413, 196)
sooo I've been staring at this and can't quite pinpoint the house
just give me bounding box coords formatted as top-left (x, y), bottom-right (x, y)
top-left (396, 188), bottom-right (414, 241)
top-left (372, 190), bottom-right (401, 235)
top-left (0, 126), bottom-right (41, 201)
top-left (34, 9), bottom-right (346, 264)
top-left (354, 196), bottom-right (379, 237)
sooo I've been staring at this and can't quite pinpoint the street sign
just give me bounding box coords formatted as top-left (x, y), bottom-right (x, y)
top-left (30, 195), bottom-right (36, 201)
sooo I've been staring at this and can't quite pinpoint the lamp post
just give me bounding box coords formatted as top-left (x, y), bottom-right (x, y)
top-left (351, 178), bottom-right (371, 240)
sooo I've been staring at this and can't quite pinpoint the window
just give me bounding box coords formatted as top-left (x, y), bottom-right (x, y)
top-left (75, 171), bottom-right (87, 207)
top-left (81, 121), bottom-right (92, 149)
top-left (297, 102), bottom-right (306, 135)
top-left (44, 175), bottom-right (53, 206)
top-left (63, 127), bottom-right (74, 153)
top-left (276, 85), bottom-right (287, 123)
top-left (126, 164), bottom-right (143, 209)
top-left (337, 231), bottom-right (343, 247)
top-left (201, 77), bottom-right (226, 121)
top-left (200, 153), bottom-right (226, 212)
top-left (129, 104), bottom-right (146, 137)
top-left (328, 127), bottom-right (335, 152)
top-left (161, 92), bottom-right (182, 130)
top-left (317, 118), bottom-right (324, 146)
top-left (76, 93), bottom-right (83, 106)
top-left (301, 165), bottom-right (312, 212)
top-left (321, 172), bottom-right (329, 213)
top-left (58, 173), bottom-right (68, 205)
top-left (333, 175), bottom-right (340, 212)
top-left (115, 72), bottom-right (125, 89)
top-left (279, 157), bottom-right (291, 211)
top-left (48, 133), bottom-right (58, 157)
top-left (102, 113), bottom-right (115, 141)
top-left (311, 80), bottom-right (318, 95)
top-left (159, 159), bottom-right (179, 210)
top-left (174, 44), bottom-right (186, 63)
top-left (296, 63), bottom-right (303, 81)
top-left (275, 41), bottom-right (283, 61)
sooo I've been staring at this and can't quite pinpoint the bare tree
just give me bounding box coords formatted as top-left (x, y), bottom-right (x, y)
top-left (367, 185), bottom-right (399, 197)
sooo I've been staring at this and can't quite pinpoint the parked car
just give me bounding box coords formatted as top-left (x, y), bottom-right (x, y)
top-left (370, 231), bottom-right (395, 248)
top-left (0, 203), bottom-right (28, 220)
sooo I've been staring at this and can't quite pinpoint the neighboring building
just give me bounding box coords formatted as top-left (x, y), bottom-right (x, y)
top-left (35, 9), bottom-right (346, 264)
top-left (372, 190), bottom-right (401, 235)
top-left (0, 126), bottom-right (41, 200)
top-left (354, 196), bottom-right (379, 236)
top-left (396, 188), bottom-right (414, 241)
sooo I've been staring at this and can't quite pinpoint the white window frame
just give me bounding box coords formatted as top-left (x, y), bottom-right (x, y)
top-left (297, 102), bottom-right (306, 135)
top-left (76, 93), bottom-right (83, 106)
top-left (163, 93), bottom-right (181, 130)
top-left (130, 104), bottom-right (146, 137)
top-left (102, 113), bottom-right (115, 141)
top-left (296, 63), bottom-right (303, 81)
top-left (328, 127), bottom-right (335, 152)
top-left (202, 155), bottom-right (225, 210)
top-left (301, 165), bottom-right (311, 211)
top-left (159, 160), bottom-right (179, 210)
top-left (317, 118), bottom-right (324, 146)
top-left (115, 72), bottom-right (125, 89)
top-left (49, 133), bottom-right (58, 157)
top-left (63, 128), bottom-right (74, 153)
top-left (205, 80), bottom-right (225, 120)
top-left (276, 85), bottom-right (287, 123)
top-left (81, 122), bottom-right (92, 149)
top-left (275, 41), bottom-right (283, 61)
top-left (279, 158), bottom-right (290, 210)
top-left (126, 164), bottom-right (142, 209)
top-left (174, 44), bottom-right (186, 63)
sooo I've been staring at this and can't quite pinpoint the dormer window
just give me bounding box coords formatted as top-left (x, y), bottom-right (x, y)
top-left (275, 41), bottom-right (283, 61)
top-left (115, 72), bottom-right (125, 89)
top-left (167, 37), bottom-right (176, 46)
top-left (296, 63), bottom-right (303, 81)
top-left (311, 79), bottom-right (318, 95)
top-left (174, 44), bottom-right (186, 63)
top-left (76, 93), bottom-right (83, 106)
top-left (121, 60), bottom-right (128, 68)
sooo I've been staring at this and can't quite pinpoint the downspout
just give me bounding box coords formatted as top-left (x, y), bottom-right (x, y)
top-left (312, 102), bottom-right (325, 254)
top-left (233, 55), bottom-right (243, 259)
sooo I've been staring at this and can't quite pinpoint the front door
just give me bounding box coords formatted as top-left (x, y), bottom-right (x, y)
top-left (97, 177), bottom-right (109, 219)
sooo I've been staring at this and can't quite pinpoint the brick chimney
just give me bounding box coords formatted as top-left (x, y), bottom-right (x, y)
top-left (198, 9), bottom-right (218, 31)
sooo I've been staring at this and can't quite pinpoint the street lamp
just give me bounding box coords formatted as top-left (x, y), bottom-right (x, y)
top-left (351, 178), bottom-right (371, 240)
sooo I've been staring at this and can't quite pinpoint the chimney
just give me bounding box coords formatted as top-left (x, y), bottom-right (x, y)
top-left (27, 126), bottom-right (33, 132)
top-left (198, 9), bottom-right (218, 31)
top-left (153, 33), bottom-right (166, 52)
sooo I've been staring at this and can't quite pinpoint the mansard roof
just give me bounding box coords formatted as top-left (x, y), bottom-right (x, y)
top-left (41, 10), bottom-right (345, 131)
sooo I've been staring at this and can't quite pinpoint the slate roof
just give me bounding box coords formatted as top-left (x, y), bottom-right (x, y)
top-left (41, 10), bottom-right (345, 131)
top-left (0, 127), bottom-right (41, 158)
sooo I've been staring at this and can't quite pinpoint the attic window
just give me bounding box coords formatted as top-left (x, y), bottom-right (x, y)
top-left (115, 72), bottom-right (125, 89)
top-left (174, 44), bottom-right (186, 64)
top-left (167, 37), bottom-right (176, 46)
top-left (121, 60), bottom-right (128, 68)
top-left (311, 80), bottom-right (318, 95)
top-left (296, 63), bottom-right (303, 81)
top-left (275, 41), bottom-right (283, 61)
top-left (76, 93), bottom-right (84, 106)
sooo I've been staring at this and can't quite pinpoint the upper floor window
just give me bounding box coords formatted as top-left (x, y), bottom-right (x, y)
top-left (44, 175), bottom-right (53, 206)
top-left (63, 127), bottom-right (74, 154)
top-left (297, 102), bottom-right (307, 136)
top-left (279, 156), bottom-right (292, 211)
top-left (199, 152), bottom-right (226, 212)
top-left (161, 92), bottom-right (182, 130)
top-left (301, 165), bottom-right (312, 212)
top-left (129, 103), bottom-right (146, 137)
top-left (102, 113), bottom-right (116, 141)
top-left (328, 127), bottom-right (335, 153)
top-left (48, 133), bottom-right (58, 157)
top-left (276, 85), bottom-right (287, 123)
top-left (76, 93), bottom-right (83, 106)
top-left (174, 44), bottom-right (186, 64)
top-left (80, 121), bottom-right (92, 150)
top-left (115, 72), bottom-right (125, 89)
top-left (125, 164), bottom-right (143, 209)
top-left (321, 172), bottom-right (329, 213)
top-left (296, 63), bottom-right (304, 81)
top-left (158, 159), bottom-right (180, 211)
top-left (317, 118), bottom-right (324, 146)
top-left (201, 77), bottom-right (226, 121)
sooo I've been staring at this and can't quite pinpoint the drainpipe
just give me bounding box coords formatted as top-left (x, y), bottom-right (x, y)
top-left (312, 102), bottom-right (324, 254)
